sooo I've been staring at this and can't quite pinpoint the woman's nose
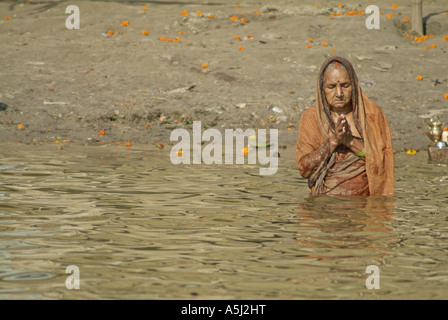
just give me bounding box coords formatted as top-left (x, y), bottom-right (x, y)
top-left (335, 86), bottom-right (343, 97)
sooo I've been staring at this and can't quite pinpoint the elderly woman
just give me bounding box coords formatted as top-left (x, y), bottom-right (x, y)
top-left (296, 56), bottom-right (394, 196)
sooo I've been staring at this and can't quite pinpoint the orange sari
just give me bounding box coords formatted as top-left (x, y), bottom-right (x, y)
top-left (296, 57), bottom-right (394, 196)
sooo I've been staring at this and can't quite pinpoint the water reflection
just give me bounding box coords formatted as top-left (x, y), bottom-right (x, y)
top-left (296, 196), bottom-right (396, 260)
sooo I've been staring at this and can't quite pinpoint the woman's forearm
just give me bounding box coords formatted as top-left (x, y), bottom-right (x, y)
top-left (297, 139), bottom-right (331, 178)
top-left (346, 136), bottom-right (365, 156)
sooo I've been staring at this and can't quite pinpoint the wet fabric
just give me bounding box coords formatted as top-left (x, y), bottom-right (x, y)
top-left (296, 56), bottom-right (394, 196)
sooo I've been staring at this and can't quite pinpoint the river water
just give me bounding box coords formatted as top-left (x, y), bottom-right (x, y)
top-left (0, 143), bottom-right (447, 299)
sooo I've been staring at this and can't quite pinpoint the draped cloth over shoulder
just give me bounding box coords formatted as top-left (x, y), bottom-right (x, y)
top-left (296, 56), bottom-right (394, 196)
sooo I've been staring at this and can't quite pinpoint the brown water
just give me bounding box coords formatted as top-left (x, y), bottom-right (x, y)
top-left (0, 143), bottom-right (447, 299)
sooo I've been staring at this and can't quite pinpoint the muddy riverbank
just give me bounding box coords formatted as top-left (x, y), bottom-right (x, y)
top-left (1, 0), bottom-right (448, 152)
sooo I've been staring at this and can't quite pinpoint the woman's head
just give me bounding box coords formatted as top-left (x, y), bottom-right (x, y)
top-left (318, 57), bottom-right (359, 114)
top-left (323, 62), bottom-right (353, 112)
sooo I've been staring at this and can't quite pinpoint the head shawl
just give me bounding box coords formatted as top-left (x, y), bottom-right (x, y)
top-left (315, 56), bottom-right (366, 141)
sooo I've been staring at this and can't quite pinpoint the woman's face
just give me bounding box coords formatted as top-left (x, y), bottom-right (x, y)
top-left (323, 67), bottom-right (353, 111)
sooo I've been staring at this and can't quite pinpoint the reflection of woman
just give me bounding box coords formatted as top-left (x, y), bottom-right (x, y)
top-left (296, 56), bottom-right (394, 196)
top-left (296, 196), bottom-right (396, 257)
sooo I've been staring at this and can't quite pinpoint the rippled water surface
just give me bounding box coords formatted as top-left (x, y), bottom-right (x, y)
top-left (0, 143), bottom-right (447, 299)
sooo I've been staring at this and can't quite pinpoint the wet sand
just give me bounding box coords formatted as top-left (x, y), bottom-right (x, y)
top-left (1, 0), bottom-right (447, 152)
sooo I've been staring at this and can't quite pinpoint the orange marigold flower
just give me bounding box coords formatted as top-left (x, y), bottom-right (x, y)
top-left (424, 46), bottom-right (430, 49)
top-left (403, 18), bottom-right (410, 22)
top-left (98, 130), bottom-right (105, 136)
top-left (142, 30), bottom-right (149, 36)
top-left (430, 43), bottom-right (437, 48)
top-left (234, 35), bottom-right (241, 40)
top-left (337, 3), bottom-right (342, 7)
top-left (386, 14), bottom-right (393, 19)
top-left (238, 46), bottom-right (244, 51)
top-left (307, 37), bottom-right (313, 42)
top-left (177, 150), bottom-right (183, 157)
top-left (174, 37), bottom-right (180, 42)
top-left (358, 10), bottom-right (364, 16)
top-left (320, 42), bottom-right (328, 46)
top-left (17, 124), bottom-right (24, 130)
top-left (4, 17), bottom-right (11, 21)
top-left (415, 36), bottom-right (422, 42)
top-left (444, 93), bottom-right (448, 100)
top-left (305, 45), bottom-right (313, 48)
top-left (160, 36), bottom-right (166, 41)
top-left (121, 21), bottom-right (129, 27)
top-left (443, 35), bottom-right (448, 41)
top-left (247, 34), bottom-right (254, 39)
top-left (428, 34), bottom-right (435, 38)
top-left (181, 10), bottom-right (188, 16)
top-left (330, 49), bottom-right (336, 53)
top-left (115, 141), bottom-right (122, 145)
top-left (416, 75), bottom-right (423, 80)
top-left (197, 11), bottom-right (202, 15)
top-left (241, 18), bottom-right (247, 23)
top-left (107, 30), bottom-right (115, 35)
top-left (392, 4), bottom-right (398, 9)
top-left (178, 31), bottom-right (185, 35)
top-left (253, 10), bottom-right (262, 14)
top-left (208, 15), bottom-right (214, 19)
top-left (125, 142), bottom-right (132, 147)
top-left (167, 38), bottom-right (173, 42)
top-left (235, 5), bottom-right (242, 8)
top-left (142, 6), bottom-right (148, 11)
top-left (201, 63), bottom-right (208, 69)
top-left (231, 15), bottom-right (238, 21)
top-left (242, 147), bottom-right (249, 155)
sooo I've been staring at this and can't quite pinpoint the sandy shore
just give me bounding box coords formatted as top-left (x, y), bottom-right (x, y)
top-left (1, 0), bottom-right (447, 153)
